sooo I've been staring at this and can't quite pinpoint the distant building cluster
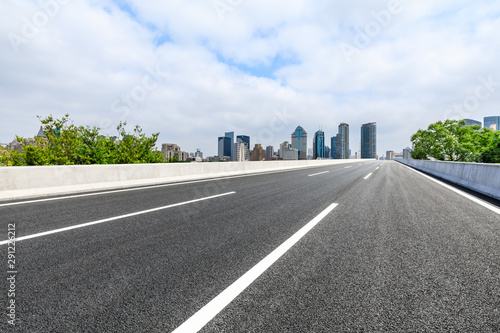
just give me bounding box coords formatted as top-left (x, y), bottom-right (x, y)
top-left (161, 143), bottom-right (203, 162)
top-left (205, 122), bottom-right (378, 162)
top-left (8, 116), bottom-right (498, 165)
top-left (463, 116), bottom-right (500, 131)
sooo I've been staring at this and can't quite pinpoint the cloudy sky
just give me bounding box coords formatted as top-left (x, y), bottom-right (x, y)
top-left (1, 0), bottom-right (499, 157)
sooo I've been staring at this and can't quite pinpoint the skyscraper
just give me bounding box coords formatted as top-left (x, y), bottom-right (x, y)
top-left (463, 119), bottom-right (482, 127)
top-left (234, 141), bottom-right (249, 162)
top-left (218, 136), bottom-right (231, 158)
top-left (313, 130), bottom-right (325, 159)
top-left (225, 132), bottom-right (235, 161)
top-left (266, 145), bottom-right (274, 160)
top-left (250, 144), bottom-right (266, 161)
top-left (236, 135), bottom-right (250, 150)
top-left (484, 116), bottom-right (500, 131)
top-left (337, 123), bottom-right (349, 159)
top-left (325, 146), bottom-right (331, 159)
top-left (291, 126), bottom-right (307, 160)
top-left (361, 122), bottom-right (377, 159)
top-left (279, 141), bottom-right (291, 158)
top-left (331, 136), bottom-right (337, 159)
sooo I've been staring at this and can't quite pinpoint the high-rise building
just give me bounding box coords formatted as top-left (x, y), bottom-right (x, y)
top-left (266, 145), bottom-right (274, 160)
top-left (484, 116), bottom-right (500, 131)
top-left (386, 150), bottom-right (394, 160)
top-left (361, 122), bottom-right (377, 159)
top-left (225, 132), bottom-right (235, 161)
top-left (325, 146), bottom-right (331, 159)
top-left (218, 136), bottom-right (231, 158)
top-left (234, 142), bottom-right (249, 162)
top-left (463, 119), bottom-right (482, 127)
top-left (331, 136), bottom-right (337, 159)
top-left (337, 123), bottom-right (349, 159)
top-left (313, 130), bottom-right (325, 159)
top-left (291, 126), bottom-right (308, 160)
top-left (279, 141), bottom-right (291, 158)
top-left (195, 148), bottom-right (203, 159)
top-left (236, 135), bottom-right (250, 151)
top-left (282, 148), bottom-right (299, 160)
top-left (250, 144), bottom-right (266, 161)
top-left (162, 143), bottom-right (189, 161)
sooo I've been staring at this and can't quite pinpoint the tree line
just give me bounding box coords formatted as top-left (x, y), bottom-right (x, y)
top-left (411, 119), bottom-right (500, 163)
top-left (0, 115), bottom-right (167, 166)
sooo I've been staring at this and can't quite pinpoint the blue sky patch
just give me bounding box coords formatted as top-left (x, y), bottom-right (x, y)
top-left (216, 52), bottom-right (300, 79)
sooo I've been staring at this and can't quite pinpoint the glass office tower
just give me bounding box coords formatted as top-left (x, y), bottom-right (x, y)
top-left (361, 122), bottom-right (377, 159)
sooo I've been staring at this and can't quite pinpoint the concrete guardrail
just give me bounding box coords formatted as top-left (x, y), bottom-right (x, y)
top-left (398, 159), bottom-right (500, 201)
top-left (0, 159), bottom-right (372, 201)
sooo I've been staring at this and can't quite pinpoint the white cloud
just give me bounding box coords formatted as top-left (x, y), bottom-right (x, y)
top-left (1, 0), bottom-right (499, 157)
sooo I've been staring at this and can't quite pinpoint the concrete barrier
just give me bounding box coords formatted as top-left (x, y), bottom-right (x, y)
top-left (398, 159), bottom-right (500, 200)
top-left (0, 159), bottom-right (371, 201)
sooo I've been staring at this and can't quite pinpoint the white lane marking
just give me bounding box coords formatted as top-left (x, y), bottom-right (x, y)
top-left (398, 163), bottom-right (500, 215)
top-left (308, 171), bottom-right (329, 177)
top-left (0, 192), bottom-right (236, 246)
top-left (344, 166), bottom-right (352, 169)
top-left (364, 173), bottom-right (373, 180)
top-left (376, 167), bottom-right (380, 170)
top-left (171, 202), bottom-right (339, 333)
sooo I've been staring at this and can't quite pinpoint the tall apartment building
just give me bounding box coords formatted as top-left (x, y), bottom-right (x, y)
top-left (218, 136), bottom-right (231, 158)
top-left (225, 132), bottom-right (235, 161)
top-left (361, 122), bottom-right (377, 159)
top-left (234, 141), bottom-right (249, 162)
top-left (250, 144), bottom-right (266, 161)
top-left (291, 126), bottom-right (307, 160)
top-left (484, 116), bottom-right (500, 131)
top-left (337, 123), bottom-right (349, 159)
top-left (266, 145), bottom-right (274, 160)
top-left (313, 130), bottom-right (325, 159)
top-left (279, 141), bottom-right (291, 158)
top-left (331, 136), bottom-right (337, 159)
top-left (236, 135), bottom-right (250, 151)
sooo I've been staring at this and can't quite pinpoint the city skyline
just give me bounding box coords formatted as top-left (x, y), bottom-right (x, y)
top-left (1, 2), bottom-right (499, 158)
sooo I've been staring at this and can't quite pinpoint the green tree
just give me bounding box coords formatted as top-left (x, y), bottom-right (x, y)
top-left (480, 133), bottom-right (500, 163)
top-left (0, 115), bottom-right (165, 166)
top-left (411, 120), bottom-right (495, 162)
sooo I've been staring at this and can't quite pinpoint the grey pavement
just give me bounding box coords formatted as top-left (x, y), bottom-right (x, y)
top-left (1, 161), bottom-right (499, 332)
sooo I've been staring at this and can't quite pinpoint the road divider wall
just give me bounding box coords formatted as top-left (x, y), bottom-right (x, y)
top-left (0, 159), bottom-right (370, 201)
top-left (398, 159), bottom-right (500, 200)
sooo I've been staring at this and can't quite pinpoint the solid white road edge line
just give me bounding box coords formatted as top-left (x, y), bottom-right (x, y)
top-left (308, 171), bottom-right (330, 177)
top-left (171, 202), bottom-right (339, 333)
top-left (0, 192), bottom-right (236, 246)
top-left (364, 173), bottom-right (373, 180)
top-left (399, 163), bottom-right (500, 215)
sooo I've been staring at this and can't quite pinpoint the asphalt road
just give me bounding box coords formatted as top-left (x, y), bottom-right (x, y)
top-left (1, 161), bottom-right (499, 332)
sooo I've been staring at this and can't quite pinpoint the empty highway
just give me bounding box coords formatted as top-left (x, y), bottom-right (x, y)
top-left (1, 161), bottom-right (499, 332)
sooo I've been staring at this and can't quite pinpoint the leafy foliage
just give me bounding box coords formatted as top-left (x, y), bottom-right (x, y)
top-left (480, 133), bottom-right (500, 163)
top-left (0, 115), bottom-right (165, 166)
top-left (410, 119), bottom-right (498, 163)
